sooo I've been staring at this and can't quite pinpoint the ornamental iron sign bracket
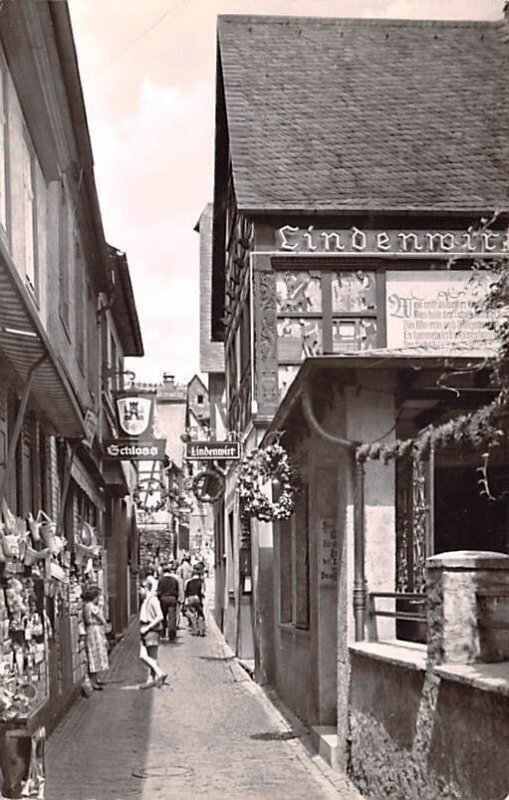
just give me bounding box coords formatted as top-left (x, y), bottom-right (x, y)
top-left (191, 469), bottom-right (225, 504)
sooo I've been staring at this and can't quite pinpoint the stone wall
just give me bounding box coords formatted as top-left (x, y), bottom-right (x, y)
top-left (349, 649), bottom-right (509, 800)
top-left (348, 553), bottom-right (509, 800)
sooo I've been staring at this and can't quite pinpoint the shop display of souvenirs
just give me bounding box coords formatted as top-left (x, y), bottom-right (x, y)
top-left (0, 502), bottom-right (70, 727)
top-left (0, 575), bottom-right (47, 723)
top-left (0, 503), bottom-right (102, 800)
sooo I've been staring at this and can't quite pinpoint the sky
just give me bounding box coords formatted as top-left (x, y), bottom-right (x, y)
top-left (69, 0), bottom-right (502, 385)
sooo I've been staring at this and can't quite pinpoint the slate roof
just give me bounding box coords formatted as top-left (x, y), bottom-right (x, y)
top-left (217, 15), bottom-right (509, 213)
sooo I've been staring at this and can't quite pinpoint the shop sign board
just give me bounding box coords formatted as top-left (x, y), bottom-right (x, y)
top-left (276, 225), bottom-right (508, 256)
top-left (103, 438), bottom-right (166, 461)
top-left (114, 390), bottom-right (154, 437)
top-left (385, 270), bottom-right (496, 350)
top-left (185, 441), bottom-right (241, 461)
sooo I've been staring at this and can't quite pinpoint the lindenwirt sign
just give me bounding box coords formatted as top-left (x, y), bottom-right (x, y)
top-left (277, 226), bottom-right (508, 255)
top-left (185, 441), bottom-right (241, 461)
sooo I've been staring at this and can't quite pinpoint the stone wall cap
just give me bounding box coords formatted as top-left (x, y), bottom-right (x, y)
top-left (427, 550), bottom-right (509, 570)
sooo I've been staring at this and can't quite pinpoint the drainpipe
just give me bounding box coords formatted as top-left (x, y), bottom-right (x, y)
top-left (0, 352), bottom-right (48, 503)
top-left (302, 386), bottom-right (366, 641)
top-left (352, 456), bottom-right (366, 642)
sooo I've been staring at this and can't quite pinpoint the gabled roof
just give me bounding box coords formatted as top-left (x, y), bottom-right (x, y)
top-left (187, 374), bottom-right (208, 395)
top-left (217, 15), bottom-right (509, 213)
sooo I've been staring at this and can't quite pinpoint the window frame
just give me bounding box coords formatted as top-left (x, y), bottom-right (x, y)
top-left (21, 130), bottom-right (38, 299)
top-left (275, 266), bottom-right (382, 367)
top-left (279, 481), bottom-right (310, 631)
top-left (58, 179), bottom-right (71, 336)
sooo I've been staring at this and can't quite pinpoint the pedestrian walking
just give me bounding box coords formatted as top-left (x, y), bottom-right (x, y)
top-left (169, 560), bottom-right (185, 628)
top-left (184, 567), bottom-right (206, 636)
top-left (83, 586), bottom-right (109, 690)
top-left (177, 554), bottom-right (193, 584)
top-left (157, 564), bottom-right (180, 642)
top-left (139, 576), bottom-right (167, 689)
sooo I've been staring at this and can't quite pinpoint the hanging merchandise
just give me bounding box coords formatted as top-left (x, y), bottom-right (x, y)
top-left (0, 500), bottom-right (71, 799)
top-left (39, 512), bottom-right (66, 557)
top-left (74, 520), bottom-right (100, 566)
top-left (20, 726), bottom-right (45, 799)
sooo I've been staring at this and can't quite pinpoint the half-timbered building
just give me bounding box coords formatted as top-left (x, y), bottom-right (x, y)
top-left (211, 12), bottom-right (509, 797)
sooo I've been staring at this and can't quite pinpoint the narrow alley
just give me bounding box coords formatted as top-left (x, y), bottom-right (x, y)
top-left (46, 591), bottom-right (362, 800)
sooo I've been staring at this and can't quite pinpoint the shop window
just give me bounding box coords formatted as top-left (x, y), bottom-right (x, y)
top-left (22, 133), bottom-right (37, 295)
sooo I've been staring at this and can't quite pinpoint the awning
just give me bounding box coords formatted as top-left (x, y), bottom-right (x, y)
top-left (71, 458), bottom-right (105, 511)
top-left (266, 349), bottom-right (496, 438)
top-left (0, 238), bottom-right (87, 438)
top-left (102, 461), bottom-right (130, 498)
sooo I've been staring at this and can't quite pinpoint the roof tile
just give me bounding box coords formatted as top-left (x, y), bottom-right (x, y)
top-left (217, 15), bottom-right (509, 212)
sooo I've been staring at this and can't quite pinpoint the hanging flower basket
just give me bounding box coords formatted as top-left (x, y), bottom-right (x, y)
top-left (236, 443), bottom-right (299, 522)
top-left (133, 479), bottom-right (169, 513)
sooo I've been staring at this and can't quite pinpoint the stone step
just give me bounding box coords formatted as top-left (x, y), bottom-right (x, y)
top-left (310, 726), bottom-right (338, 768)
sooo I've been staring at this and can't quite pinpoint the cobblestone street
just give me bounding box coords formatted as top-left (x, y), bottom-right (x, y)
top-left (46, 593), bottom-right (362, 800)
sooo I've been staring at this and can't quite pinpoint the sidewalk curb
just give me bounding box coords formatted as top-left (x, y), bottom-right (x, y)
top-left (206, 609), bottom-right (364, 800)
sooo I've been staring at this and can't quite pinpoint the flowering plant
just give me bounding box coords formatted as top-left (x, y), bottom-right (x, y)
top-left (236, 443), bottom-right (299, 522)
